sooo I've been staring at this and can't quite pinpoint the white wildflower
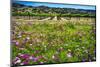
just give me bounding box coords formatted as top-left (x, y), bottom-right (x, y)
top-left (26, 37), bottom-right (30, 40)
top-left (82, 47), bottom-right (85, 49)
top-left (18, 35), bottom-right (22, 38)
top-left (15, 59), bottom-right (21, 64)
top-left (20, 63), bottom-right (24, 65)
top-left (30, 44), bottom-right (32, 46)
top-left (65, 44), bottom-right (68, 46)
top-left (29, 56), bottom-right (34, 60)
top-left (67, 53), bottom-right (72, 58)
top-left (52, 55), bottom-right (55, 59)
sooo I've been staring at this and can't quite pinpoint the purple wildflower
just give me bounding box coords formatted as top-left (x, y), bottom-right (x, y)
top-left (13, 57), bottom-right (21, 64)
top-left (33, 57), bottom-right (39, 62)
top-left (19, 54), bottom-right (30, 59)
top-left (82, 59), bottom-right (87, 62)
top-left (13, 57), bottom-right (20, 62)
top-left (21, 60), bottom-right (29, 65)
top-left (15, 41), bottom-right (19, 46)
top-left (29, 56), bottom-right (35, 60)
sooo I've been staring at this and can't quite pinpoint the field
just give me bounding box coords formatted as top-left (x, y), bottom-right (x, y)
top-left (11, 16), bottom-right (96, 66)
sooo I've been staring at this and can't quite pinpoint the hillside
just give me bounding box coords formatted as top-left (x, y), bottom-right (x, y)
top-left (12, 2), bottom-right (96, 17)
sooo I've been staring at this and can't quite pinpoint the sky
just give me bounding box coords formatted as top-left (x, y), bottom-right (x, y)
top-left (13, 0), bottom-right (96, 10)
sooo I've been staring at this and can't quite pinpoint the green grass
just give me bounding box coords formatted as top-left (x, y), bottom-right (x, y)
top-left (12, 20), bottom-right (96, 65)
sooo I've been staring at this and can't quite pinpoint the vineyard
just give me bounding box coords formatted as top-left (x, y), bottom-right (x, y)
top-left (11, 1), bottom-right (96, 66)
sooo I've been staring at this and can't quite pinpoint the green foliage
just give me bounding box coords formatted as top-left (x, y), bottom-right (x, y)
top-left (12, 19), bottom-right (96, 65)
